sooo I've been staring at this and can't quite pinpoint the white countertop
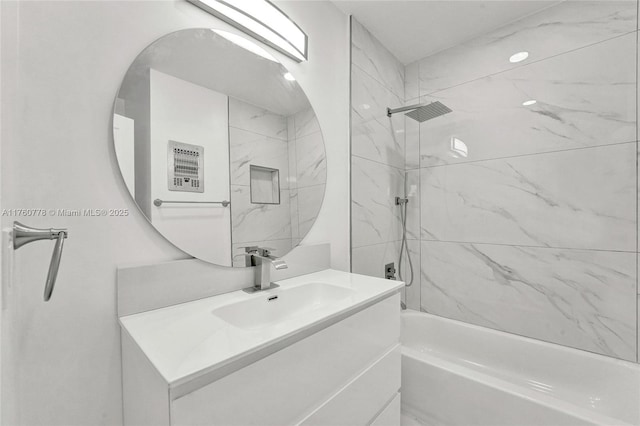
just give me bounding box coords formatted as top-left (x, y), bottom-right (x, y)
top-left (119, 269), bottom-right (403, 388)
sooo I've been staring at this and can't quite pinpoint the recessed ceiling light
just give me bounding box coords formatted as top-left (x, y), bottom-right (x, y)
top-left (522, 99), bottom-right (537, 106)
top-left (284, 72), bottom-right (295, 81)
top-left (509, 51), bottom-right (529, 63)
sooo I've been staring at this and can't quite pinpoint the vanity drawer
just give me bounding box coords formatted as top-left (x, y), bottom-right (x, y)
top-left (170, 293), bottom-right (400, 426)
top-left (299, 345), bottom-right (401, 426)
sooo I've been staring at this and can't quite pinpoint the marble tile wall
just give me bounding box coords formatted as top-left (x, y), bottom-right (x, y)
top-left (405, 1), bottom-right (638, 99)
top-left (350, 17), bottom-right (414, 302)
top-left (287, 107), bottom-right (326, 247)
top-left (229, 98), bottom-right (293, 265)
top-left (403, 1), bottom-right (639, 362)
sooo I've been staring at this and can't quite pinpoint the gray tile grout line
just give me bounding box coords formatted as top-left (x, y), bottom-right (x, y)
top-left (352, 240), bottom-right (406, 251)
top-left (417, 238), bottom-right (638, 254)
top-left (404, 0), bottom-right (561, 66)
top-left (351, 53), bottom-right (404, 101)
top-left (418, 29), bottom-right (640, 99)
top-left (417, 140), bottom-right (639, 170)
top-left (351, 153), bottom-right (405, 172)
top-left (352, 18), bottom-right (405, 97)
top-left (228, 125), bottom-right (289, 141)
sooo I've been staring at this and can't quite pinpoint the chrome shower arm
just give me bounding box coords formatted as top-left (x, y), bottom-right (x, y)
top-left (387, 103), bottom-right (425, 117)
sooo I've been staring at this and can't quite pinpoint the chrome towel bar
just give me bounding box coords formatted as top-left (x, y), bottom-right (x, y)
top-left (13, 221), bottom-right (68, 302)
top-left (153, 198), bottom-right (230, 207)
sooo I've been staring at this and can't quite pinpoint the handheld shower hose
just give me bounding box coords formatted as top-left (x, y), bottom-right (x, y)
top-left (396, 193), bottom-right (414, 288)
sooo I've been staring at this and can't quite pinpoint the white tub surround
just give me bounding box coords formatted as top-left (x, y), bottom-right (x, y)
top-left (120, 269), bottom-right (402, 425)
top-left (401, 311), bottom-right (640, 426)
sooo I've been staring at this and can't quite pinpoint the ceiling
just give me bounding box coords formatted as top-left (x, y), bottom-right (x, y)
top-left (332, 1), bottom-right (561, 64)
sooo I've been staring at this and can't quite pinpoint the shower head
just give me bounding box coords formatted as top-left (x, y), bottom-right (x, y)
top-left (387, 101), bottom-right (452, 123)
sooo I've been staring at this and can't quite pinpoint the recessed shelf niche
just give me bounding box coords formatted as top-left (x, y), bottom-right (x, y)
top-left (250, 165), bottom-right (280, 204)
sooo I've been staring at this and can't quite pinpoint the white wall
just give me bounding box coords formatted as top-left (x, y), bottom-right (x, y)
top-left (150, 69), bottom-right (232, 266)
top-left (0, 1), bottom-right (349, 424)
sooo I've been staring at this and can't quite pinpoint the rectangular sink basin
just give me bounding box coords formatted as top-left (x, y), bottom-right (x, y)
top-left (212, 282), bottom-right (354, 329)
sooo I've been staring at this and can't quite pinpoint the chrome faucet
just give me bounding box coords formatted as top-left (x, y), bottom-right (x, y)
top-left (243, 247), bottom-right (288, 293)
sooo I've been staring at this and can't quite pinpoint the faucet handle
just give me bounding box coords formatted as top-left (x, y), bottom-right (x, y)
top-left (243, 246), bottom-right (277, 257)
top-left (240, 246), bottom-right (279, 267)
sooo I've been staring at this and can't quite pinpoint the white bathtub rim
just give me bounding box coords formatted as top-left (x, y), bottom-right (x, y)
top-left (401, 310), bottom-right (640, 425)
top-left (402, 310), bottom-right (639, 369)
top-left (402, 347), bottom-right (630, 426)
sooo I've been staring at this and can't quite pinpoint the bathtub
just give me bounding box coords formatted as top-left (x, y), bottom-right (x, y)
top-left (400, 311), bottom-right (640, 426)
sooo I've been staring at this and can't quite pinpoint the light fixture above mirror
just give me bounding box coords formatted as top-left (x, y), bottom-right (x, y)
top-left (188, 0), bottom-right (308, 62)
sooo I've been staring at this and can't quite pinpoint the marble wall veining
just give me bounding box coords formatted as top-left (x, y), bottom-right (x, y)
top-left (229, 99), bottom-right (326, 265)
top-left (402, 1), bottom-right (639, 362)
top-left (419, 34), bottom-right (637, 167)
top-left (288, 107), bottom-right (327, 247)
top-left (409, 1), bottom-right (638, 99)
top-left (350, 17), bottom-right (408, 302)
top-left (229, 98), bottom-right (293, 265)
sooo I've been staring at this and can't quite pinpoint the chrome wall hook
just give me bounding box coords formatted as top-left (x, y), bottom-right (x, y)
top-left (13, 221), bottom-right (68, 301)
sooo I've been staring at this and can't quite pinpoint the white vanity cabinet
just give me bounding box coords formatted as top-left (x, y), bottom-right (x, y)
top-left (120, 270), bottom-right (402, 426)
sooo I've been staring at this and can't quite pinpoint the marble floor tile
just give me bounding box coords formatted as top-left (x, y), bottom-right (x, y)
top-left (418, 1), bottom-right (637, 95)
top-left (419, 33), bottom-right (636, 167)
top-left (421, 143), bottom-right (636, 251)
top-left (421, 241), bottom-right (637, 361)
top-left (352, 156), bottom-right (404, 248)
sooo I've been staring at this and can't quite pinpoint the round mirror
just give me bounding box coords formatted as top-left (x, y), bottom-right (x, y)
top-left (113, 29), bottom-right (326, 267)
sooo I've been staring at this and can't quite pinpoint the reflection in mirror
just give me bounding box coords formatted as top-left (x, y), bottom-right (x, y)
top-left (113, 29), bottom-right (326, 267)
